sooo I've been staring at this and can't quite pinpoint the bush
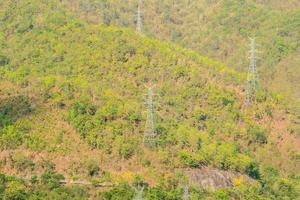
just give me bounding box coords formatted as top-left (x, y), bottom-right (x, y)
top-left (9, 154), bottom-right (35, 172)
top-left (179, 151), bottom-right (206, 168)
top-left (0, 55), bottom-right (9, 66)
top-left (25, 135), bottom-right (46, 151)
top-left (37, 159), bottom-right (55, 171)
top-left (247, 126), bottom-right (267, 145)
top-left (119, 142), bottom-right (135, 160)
top-left (87, 161), bottom-right (100, 177)
top-left (245, 162), bottom-right (260, 179)
top-left (4, 181), bottom-right (27, 200)
top-left (41, 171), bottom-right (64, 189)
top-left (0, 126), bottom-right (24, 149)
top-left (0, 96), bottom-right (31, 127)
top-left (215, 189), bottom-right (229, 200)
top-left (114, 40), bottom-right (136, 62)
top-left (100, 183), bottom-right (134, 200)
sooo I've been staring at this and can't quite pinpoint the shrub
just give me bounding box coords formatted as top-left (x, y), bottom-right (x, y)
top-left (119, 142), bottom-right (135, 160)
top-left (0, 96), bottom-right (31, 127)
top-left (272, 178), bottom-right (300, 199)
top-left (146, 186), bottom-right (183, 200)
top-left (245, 162), bottom-right (260, 179)
top-left (214, 143), bottom-right (237, 170)
top-left (128, 111), bottom-right (142, 124)
top-left (145, 186), bottom-right (167, 200)
top-left (87, 161), bottom-right (100, 177)
top-left (37, 159), bottom-right (55, 171)
top-left (4, 181), bottom-right (27, 200)
top-left (30, 176), bottom-right (39, 185)
top-left (25, 135), bottom-right (46, 151)
top-left (0, 55), bottom-right (9, 66)
top-left (41, 171), bottom-right (64, 189)
top-left (114, 40), bottom-right (136, 62)
top-left (215, 189), bottom-right (229, 200)
top-left (0, 173), bottom-right (6, 184)
top-left (100, 183), bottom-right (134, 200)
top-left (247, 126), bottom-right (267, 145)
top-left (256, 90), bottom-right (268, 103)
top-left (9, 154), bottom-right (35, 172)
top-left (265, 105), bottom-right (273, 117)
top-left (0, 126), bottom-right (24, 149)
top-left (179, 151), bottom-right (206, 168)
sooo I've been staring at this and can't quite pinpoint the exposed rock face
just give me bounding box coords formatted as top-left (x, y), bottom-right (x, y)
top-left (183, 168), bottom-right (249, 191)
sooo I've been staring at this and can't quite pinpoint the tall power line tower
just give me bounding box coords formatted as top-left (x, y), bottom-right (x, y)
top-left (144, 86), bottom-right (157, 148)
top-left (183, 185), bottom-right (189, 200)
top-left (245, 38), bottom-right (259, 106)
top-left (134, 187), bottom-right (144, 200)
top-left (136, 0), bottom-right (143, 32)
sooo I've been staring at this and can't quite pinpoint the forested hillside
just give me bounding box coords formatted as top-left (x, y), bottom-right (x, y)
top-left (0, 0), bottom-right (299, 199)
top-left (61, 0), bottom-right (300, 99)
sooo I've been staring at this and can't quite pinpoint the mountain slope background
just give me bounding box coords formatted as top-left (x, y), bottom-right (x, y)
top-left (0, 0), bottom-right (299, 199)
top-left (61, 0), bottom-right (300, 100)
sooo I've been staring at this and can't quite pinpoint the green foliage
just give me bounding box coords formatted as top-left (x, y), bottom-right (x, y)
top-left (100, 183), bottom-right (134, 200)
top-left (87, 161), bottom-right (100, 177)
top-left (4, 181), bottom-right (27, 200)
top-left (118, 141), bottom-right (136, 160)
top-left (0, 0), bottom-right (299, 199)
top-left (8, 154), bottom-right (35, 172)
top-left (0, 126), bottom-right (24, 149)
top-left (67, 101), bottom-right (98, 143)
top-left (37, 159), bottom-right (56, 171)
top-left (63, 0), bottom-right (300, 101)
top-left (0, 96), bottom-right (31, 127)
top-left (0, 173), bottom-right (89, 200)
top-left (41, 171), bottom-right (64, 189)
top-left (245, 162), bottom-right (260, 179)
top-left (259, 167), bottom-right (300, 199)
top-left (25, 135), bottom-right (46, 151)
top-left (0, 55), bottom-right (9, 66)
top-left (145, 187), bottom-right (182, 200)
top-left (0, 0), bottom-right (271, 179)
top-left (179, 151), bottom-right (205, 168)
top-left (215, 189), bottom-right (229, 200)
top-left (247, 125), bottom-right (267, 145)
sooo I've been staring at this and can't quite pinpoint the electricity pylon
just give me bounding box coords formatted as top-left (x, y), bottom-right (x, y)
top-left (183, 185), bottom-right (189, 200)
top-left (245, 38), bottom-right (259, 106)
top-left (136, 0), bottom-right (142, 32)
top-left (144, 85), bottom-right (157, 148)
top-left (133, 187), bottom-right (144, 200)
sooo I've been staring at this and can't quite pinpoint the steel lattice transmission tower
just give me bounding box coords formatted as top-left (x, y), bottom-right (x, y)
top-left (133, 187), bottom-right (144, 200)
top-left (144, 86), bottom-right (157, 148)
top-left (246, 38), bottom-right (259, 106)
top-left (183, 185), bottom-right (189, 200)
top-left (136, 0), bottom-right (143, 32)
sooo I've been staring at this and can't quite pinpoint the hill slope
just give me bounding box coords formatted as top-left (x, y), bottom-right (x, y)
top-left (0, 0), bottom-right (299, 199)
top-left (61, 0), bottom-right (300, 99)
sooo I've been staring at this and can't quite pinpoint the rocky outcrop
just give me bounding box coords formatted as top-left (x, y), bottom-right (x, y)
top-left (183, 168), bottom-right (251, 191)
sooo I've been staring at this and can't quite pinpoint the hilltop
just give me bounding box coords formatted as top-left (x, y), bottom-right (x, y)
top-left (62, 0), bottom-right (300, 100)
top-left (0, 0), bottom-right (299, 199)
